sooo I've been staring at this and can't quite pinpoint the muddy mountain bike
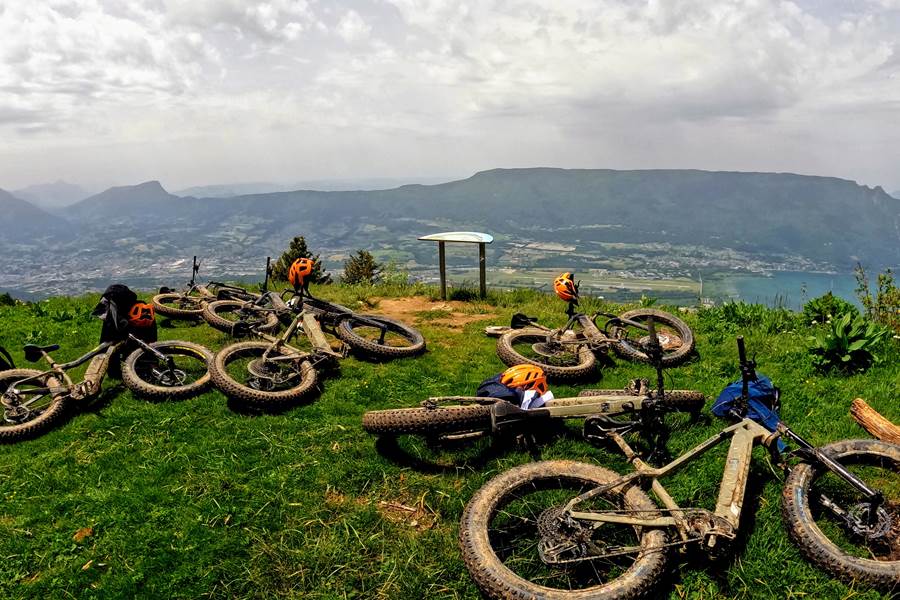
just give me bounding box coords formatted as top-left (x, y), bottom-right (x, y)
top-left (152, 256), bottom-right (263, 320)
top-left (206, 284), bottom-right (426, 360)
top-left (496, 302), bottom-right (695, 381)
top-left (459, 337), bottom-right (899, 598)
top-left (0, 335), bottom-right (212, 442)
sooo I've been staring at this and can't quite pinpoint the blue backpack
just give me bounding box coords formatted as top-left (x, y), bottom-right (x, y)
top-left (712, 374), bottom-right (785, 451)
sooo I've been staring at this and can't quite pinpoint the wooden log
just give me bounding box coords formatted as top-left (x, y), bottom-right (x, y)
top-left (850, 398), bottom-right (900, 445)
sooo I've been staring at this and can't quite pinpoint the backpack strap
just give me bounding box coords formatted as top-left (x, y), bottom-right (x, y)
top-left (0, 345), bottom-right (15, 370)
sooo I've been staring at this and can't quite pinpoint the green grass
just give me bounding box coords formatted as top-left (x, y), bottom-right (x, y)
top-left (0, 284), bottom-right (897, 599)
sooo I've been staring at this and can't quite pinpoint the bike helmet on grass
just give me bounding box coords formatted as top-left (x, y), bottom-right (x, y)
top-left (500, 364), bottom-right (548, 395)
top-left (554, 272), bottom-right (578, 302)
top-left (288, 258), bottom-right (315, 289)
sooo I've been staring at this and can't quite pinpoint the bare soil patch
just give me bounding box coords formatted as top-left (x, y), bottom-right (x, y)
top-left (369, 297), bottom-right (496, 330)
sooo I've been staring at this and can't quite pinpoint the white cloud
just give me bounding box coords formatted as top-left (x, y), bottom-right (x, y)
top-left (0, 0), bottom-right (897, 190)
top-left (335, 10), bottom-right (371, 43)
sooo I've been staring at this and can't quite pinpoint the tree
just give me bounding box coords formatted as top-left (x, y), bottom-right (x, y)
top-left (341, 250), bottom-right (382, 285)
top-left (271, 236), bottom-right (332, 284)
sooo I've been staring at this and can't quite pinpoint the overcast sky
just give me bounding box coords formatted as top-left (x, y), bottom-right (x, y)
top-left (1, 0), bottom-right (898, 192)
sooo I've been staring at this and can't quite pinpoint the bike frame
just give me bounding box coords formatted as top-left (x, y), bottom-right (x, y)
top-left (7, 340), bottom-right (123, 402)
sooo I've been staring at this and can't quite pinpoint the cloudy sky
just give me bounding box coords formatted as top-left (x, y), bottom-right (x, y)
top-left (1, 0), bottom-right (898, 191)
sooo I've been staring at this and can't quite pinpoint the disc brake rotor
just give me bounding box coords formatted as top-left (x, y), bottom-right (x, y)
top-left (154, 368), bottom-right (188, 387)
top-left (636, 332), bottom-right (682, 350)
top-left (848, 502), bottom-right (894, 541)
top-left (247, 357), bottom-right (299, 387)
top-left (531, 342), bottom-right (571, 358)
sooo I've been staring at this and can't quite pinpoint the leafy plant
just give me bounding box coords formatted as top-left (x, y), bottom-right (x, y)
top-left (639, 294), bottom-right (658, 307)
top-left (801, 292), bottom-right (858, 325)
top-left (698, 301), bottom-right (796, 334)
top-left (809, 312), bottom-right (890, 373)
top-left (855, 263), bottom-right (900, 333)
top-left (270, 236), bottom-right (332, 284)
top-left (341, 250), bottom-right (382, 285)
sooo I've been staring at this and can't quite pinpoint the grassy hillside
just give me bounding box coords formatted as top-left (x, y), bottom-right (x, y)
top-left (0, 284), bottom-right (897, 599)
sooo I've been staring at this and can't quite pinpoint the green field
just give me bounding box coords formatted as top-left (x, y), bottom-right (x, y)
top-left (0, 283), bottom-right (897, 599)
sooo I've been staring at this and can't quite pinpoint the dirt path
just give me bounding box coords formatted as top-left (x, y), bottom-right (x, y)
top-left (369, 297), bottom-right (497, 330)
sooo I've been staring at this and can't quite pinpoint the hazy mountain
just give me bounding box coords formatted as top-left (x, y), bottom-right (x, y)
top-left (892, 190), bottom-right (900, 199)
top-left (175, 177), bottom-right (455, 198)
top-left (0, 189), bottom-right (70, 241)
top-left (13, 180), bottom-right (90, 211)
top-left (68, 180), bottom-right (182, 220)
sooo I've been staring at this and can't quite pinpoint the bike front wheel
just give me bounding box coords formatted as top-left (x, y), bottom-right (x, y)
top-left (459, 460), bottom-right (669, 599)
top-left (497, 328), bottom-right (596, 381)
top-left (782, 438), bottom-right (900, 589)
top-left (209, 341), bottom-right (317, 409)
top-left (122, 341), bottom-right (213, 400)
top-left (363, 403), bottom-right (492, 437)
top-left (336, 315), bottom-right (425, 359)
top-left (0, 369), bottom-right (68, 443)
top-left (608, 309), bottom-right (695, 366)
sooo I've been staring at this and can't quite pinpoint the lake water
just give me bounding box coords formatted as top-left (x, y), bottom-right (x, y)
top-left (708, 271), bottom-right (860, 310)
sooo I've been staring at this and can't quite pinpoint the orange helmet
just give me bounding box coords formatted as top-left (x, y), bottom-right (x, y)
top-left (500, 364), bottom-right (548, 395)
top-left (128, 302), bottom-right (155, 328)
top-left (554, 272), bottom-right (578, 302)
top-left (288, 258), bottom-right (315, 288)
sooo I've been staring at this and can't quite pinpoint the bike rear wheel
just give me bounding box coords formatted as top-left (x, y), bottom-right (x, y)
top-left (151, 293), bottom-right (205, 319)
top-left (497, 328), bottom-right (596, 381)
top-left (782, 438), bottom-right (900, 589)
top-left (608, 309), bottom-right (695, 367)
top-left (210, 341), bottom-right (317, 409)
top-left (122, 341), bottom-right (213, 401)
top-left (336, 315), bottom-right (425, 359)
top-left (459, 460), bottom-right (669, 599)
top-left (0, 369), bottom-right (69, 443)
top-left (203, 300), bottom-right (279, 334)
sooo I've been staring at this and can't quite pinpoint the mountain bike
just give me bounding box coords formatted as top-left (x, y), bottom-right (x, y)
top-left (362, 379), bottom-right (704, 442)
top-left (0, 336), bottom-right (212, 442)
top-left (459, 337), bottom-right (899, 598)
top-left (205, 285), bottom-right (426, 359)
top-left (152, 256), bottom-right (263, 319)
top-left (496, 305), bottom-right (694, 380)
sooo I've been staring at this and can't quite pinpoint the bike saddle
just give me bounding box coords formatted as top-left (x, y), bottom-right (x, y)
top-left (23, 344), bottom-right (60, 362)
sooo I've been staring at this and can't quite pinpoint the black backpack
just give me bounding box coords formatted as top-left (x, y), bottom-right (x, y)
top-left (92, 284), bottom-right (157, 345)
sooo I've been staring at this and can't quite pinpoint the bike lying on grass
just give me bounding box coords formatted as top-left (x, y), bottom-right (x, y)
top-left (205, 282), bottom-right (426, 360)
top-left (459, 337), bottom-right (899, 598)
top-left (495, 273), bottom-right (695, 380)
top-left (0, 336), bottom-right (212, 442)
top-left (209, 287), bottom-right (425, 409)
top-left (362, 379), bottom-right (705, 442)
top-left (152, 256), bottom-right (266, 320)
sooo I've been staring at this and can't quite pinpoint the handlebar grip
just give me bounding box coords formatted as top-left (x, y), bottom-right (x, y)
top-left (737, 336), bottom-right (747, 363)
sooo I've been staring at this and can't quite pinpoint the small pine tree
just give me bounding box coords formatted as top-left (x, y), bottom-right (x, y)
top-left (271, 236), bottom-right (332, 284)
top-left (341, 250), bottom-right (383, 285)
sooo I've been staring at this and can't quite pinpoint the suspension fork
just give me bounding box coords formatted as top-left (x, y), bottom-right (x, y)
top-left (779, 424), bottom-right (884, 525)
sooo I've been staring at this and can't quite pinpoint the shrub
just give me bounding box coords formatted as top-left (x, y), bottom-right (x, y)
top-left (0, 293), bottom-right (16, 306)
top-left (270, 236), bottom-right (332, 285)
top-left (809, 312), bottom-right (890, 373)
top-left (801, 292), bottom-right (858, 325)
top-left (341, 250), bottom-right (382, 285)
top-left (855, 263), bottom-right (900, 333)
top-left (698, 301), bottom-right (796, 334)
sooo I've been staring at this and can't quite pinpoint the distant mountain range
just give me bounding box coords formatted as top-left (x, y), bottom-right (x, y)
top-left (13, 180), bottom-right (90, 211)
top-left (174, 177), bottom-right (453, 198)
top-left (64, 168), bottom-right (900, 270)
top-left (1, 168), bottom-right (898, 297)
top-left (0, 188), bottom-right (71, 241)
